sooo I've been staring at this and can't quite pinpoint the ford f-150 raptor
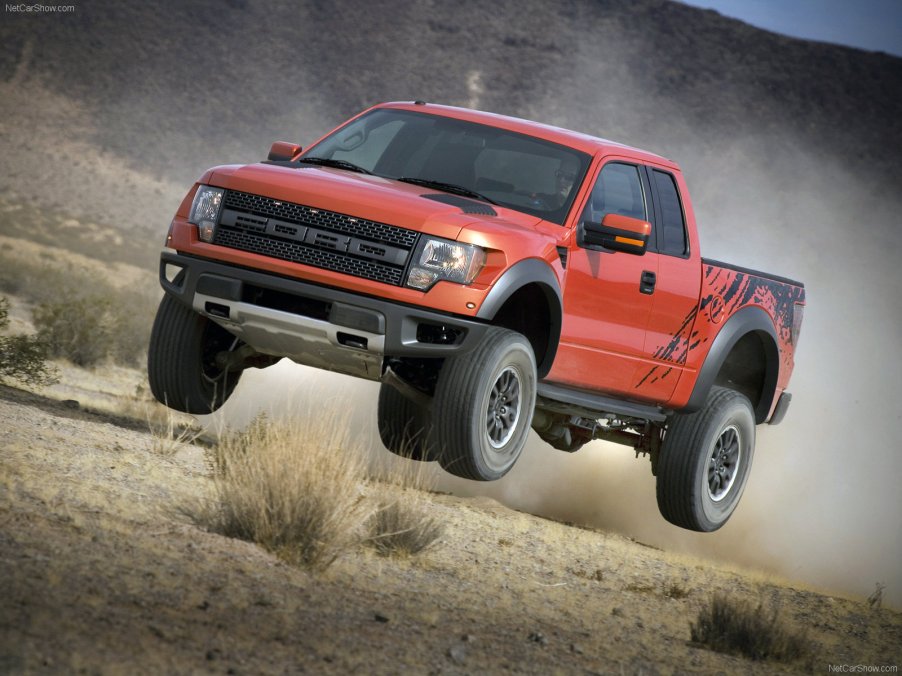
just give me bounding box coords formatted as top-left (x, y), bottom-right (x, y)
top-left (148, 101), bottom-right (806, 532)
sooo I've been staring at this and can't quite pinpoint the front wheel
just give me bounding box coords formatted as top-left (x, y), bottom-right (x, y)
top-left (148, 294), bottom-right (242, 414)
top-left (656, 387), bottom-right (755, 532)
top-left (431, 327), bottom-right (536, 481)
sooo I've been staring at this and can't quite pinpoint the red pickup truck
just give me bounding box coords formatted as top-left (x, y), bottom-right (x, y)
top-left (149, 101), bottom-right (805, 532)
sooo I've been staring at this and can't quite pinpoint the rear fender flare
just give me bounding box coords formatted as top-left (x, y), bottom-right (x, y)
top-left (685, 306), bottom-right (779, 423)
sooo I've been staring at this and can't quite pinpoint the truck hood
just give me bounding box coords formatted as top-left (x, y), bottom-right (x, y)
top-left (208, 162), bottom-right (545, 241)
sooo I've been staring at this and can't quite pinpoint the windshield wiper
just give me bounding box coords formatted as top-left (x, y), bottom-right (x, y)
top-left (297, 157), bottom-right (374, 175)
top-left (396, 177), bottom-right (498, 205)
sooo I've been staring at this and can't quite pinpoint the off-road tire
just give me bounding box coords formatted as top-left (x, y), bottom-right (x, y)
top-left (656, 386), bottom-right (755, 532)
top-left (148, 294), bottom-right (241, 414)
top-left (377, 383), bottom-right (437, 461)
top-left (432, 327), bottom-right (536, 481)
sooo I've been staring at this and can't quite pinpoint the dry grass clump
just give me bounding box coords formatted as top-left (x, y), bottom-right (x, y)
top-left (366, 489), bottom-right (444, 557)
top-left (690, 593), bottom-right (810, 663)
top-left (363, 447), bottom-right (444, 557)
top-left (194, 415), bottom-right (370, 571)
top-left (663, 581), bottom-right (691, 599)
top-left (147, 406), bottom-right (203, 456)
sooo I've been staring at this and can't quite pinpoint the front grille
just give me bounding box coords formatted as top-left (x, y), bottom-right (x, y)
top-left (223, 191), bottom-right (418, 247)
top-left (213, 190), bottom-right (418, 286)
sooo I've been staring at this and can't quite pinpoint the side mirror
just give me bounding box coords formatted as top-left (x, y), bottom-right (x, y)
top-left (267, 141), bottom-right (303, 162)
top-left (581, 213), bottom-right (651, 255)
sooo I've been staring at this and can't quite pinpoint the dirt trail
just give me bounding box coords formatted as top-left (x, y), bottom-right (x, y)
top-left (1, 382), bottom-right (899, 674)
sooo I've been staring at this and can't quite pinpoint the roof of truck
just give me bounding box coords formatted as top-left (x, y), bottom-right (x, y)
top-left (378, 101), bottom-right (677, 169)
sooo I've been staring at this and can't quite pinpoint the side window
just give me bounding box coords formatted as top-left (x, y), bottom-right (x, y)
top-left (652, 170), bottom-right (688, 256)
top-left (580, 162), bottom-right (647, 225)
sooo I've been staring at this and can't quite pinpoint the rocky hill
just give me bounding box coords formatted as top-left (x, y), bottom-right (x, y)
top-left (1, 0), bottom-right (899, 219)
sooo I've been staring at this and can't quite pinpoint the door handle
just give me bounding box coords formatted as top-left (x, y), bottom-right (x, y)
top-left (640, 270), bottom-right (656, 295)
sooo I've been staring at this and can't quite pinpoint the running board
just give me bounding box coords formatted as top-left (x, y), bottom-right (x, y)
top-left (536, 383), bottom-right (669, 423)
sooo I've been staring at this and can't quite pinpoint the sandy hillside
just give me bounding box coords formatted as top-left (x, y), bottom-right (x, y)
top-left (1, 366), bottom-right (899, 675)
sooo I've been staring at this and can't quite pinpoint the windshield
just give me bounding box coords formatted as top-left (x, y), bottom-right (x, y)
top-left (303, 109), bottom-right (591, 225)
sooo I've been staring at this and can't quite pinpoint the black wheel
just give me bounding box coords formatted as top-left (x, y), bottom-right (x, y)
top-left (656, 386), bottom-right (756, 532)
top-left (431, 327), bottom-right (536, 481)
top-left (148, 294), bottom-right (242, 414)
top-left (377, 383), bottom-right (437, 461)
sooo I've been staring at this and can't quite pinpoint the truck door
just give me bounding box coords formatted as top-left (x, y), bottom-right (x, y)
top-left (550, 161), bottom-right (661, 399)
top-left (631, 167), bottom-right (702, 402)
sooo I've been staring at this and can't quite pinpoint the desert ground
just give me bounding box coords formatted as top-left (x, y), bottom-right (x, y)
top-left (1, 340), bottom-right (900, 674)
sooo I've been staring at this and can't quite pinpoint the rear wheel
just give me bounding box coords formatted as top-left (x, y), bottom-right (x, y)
top-left (656, 387), bottom-right (755, 532)
top-left (431, 327), bottom-right (536, 481)
top-left (148, 294), bottom-right (242, 414)
top-left (376, 383), bottom-right (437, 461)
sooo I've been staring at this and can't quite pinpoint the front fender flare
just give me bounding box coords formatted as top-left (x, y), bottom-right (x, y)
top-left (476, 258), bottom-right (562, 378)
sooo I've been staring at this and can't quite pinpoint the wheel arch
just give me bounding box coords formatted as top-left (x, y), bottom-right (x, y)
top-left (685, 306), bottom-right (780, 424)
top-left (476, 259), bottom-right (562, 378)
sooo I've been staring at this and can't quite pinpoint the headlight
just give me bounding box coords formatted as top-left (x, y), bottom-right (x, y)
top-left (189, 185), bottom-right (224, 242)
top-left (406, 237), bottom-right (486, 291)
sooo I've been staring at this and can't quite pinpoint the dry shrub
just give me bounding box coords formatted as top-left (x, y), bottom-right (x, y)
top-left (0, 296), bottom-right (58, 387)
top-left (867, 583), bottom-right (885, 609)
top-left (690, 593), bottom-right (810, 663)
top-left (33, 293), bottom-right (118, 367)
top-left (366, 488), bottom-right (443, 557)
top-left (33, 290), bottom-right (154, 367)
top-left (195, 415), bottom-right (369, 571)
top-left (0, 250), bottom-right (157, 368)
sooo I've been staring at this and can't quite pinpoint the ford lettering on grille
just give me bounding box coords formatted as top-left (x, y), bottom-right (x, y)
top-left (213, 190), bottom-right (418, 285)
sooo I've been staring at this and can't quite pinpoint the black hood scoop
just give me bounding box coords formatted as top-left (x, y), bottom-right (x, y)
top-left (420, 193), bottom-right (497, 216)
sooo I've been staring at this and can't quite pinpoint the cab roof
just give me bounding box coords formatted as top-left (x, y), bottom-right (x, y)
top-left (379, 101), bottom-right (677, 169)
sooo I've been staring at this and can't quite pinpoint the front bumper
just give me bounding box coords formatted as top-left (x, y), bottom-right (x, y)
top-left (159, 251), bottom-right (490, 380)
